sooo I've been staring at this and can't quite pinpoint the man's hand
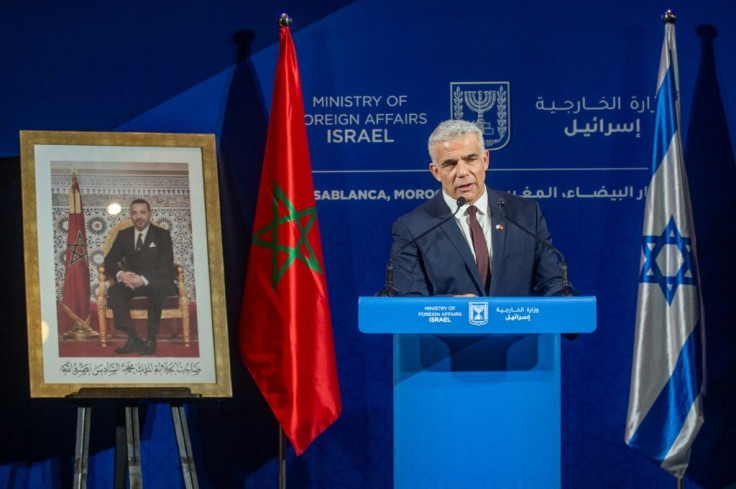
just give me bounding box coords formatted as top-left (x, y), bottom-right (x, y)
top-left (119, 271), bottom-right (145, 290)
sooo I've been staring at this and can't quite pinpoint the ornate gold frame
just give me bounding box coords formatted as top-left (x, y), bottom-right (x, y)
top-left (20, 130), bottom-right (232, 398)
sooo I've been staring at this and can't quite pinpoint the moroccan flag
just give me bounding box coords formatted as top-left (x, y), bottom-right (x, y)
top-left (625, 12), bottom-right (705, 479)
top-left (61, 172), bottom-right (91, 329)
top-left (238, 20), bottom-right (341, 455)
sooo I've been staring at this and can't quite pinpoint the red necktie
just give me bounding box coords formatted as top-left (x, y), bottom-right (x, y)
top-left (468, 205), bottom-right (490, 290)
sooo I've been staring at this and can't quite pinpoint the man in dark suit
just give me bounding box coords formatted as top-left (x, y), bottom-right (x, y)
top-left (105, 199), bottom-right (177, 354)
top-left (390, 119), bottom-right (563, 297)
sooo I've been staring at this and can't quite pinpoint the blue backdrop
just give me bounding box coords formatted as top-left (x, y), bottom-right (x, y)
top-left (2, 1), bottom-right (735, 488)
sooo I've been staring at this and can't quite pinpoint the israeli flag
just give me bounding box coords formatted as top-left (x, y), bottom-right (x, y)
top-left (625, 17), bottom-right (705, 479)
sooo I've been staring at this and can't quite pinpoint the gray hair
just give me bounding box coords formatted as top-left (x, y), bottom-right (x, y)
top-left (428, 119), bottom-right (485, 164)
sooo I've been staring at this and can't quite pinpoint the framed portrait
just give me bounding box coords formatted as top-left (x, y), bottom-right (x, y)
top-left (20, 130), bottom-right (231, 398)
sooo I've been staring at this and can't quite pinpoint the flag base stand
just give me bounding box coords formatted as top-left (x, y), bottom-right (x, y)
top-left (67, 387), bottom-right (201, 489)
top-left (63, 323), bottom-right (100, 340)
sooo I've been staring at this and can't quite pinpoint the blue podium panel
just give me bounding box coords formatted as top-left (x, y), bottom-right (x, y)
top-left (394, 334), bottom-right (560, 489)
top-left (358, 297), bottom-right (596, 489)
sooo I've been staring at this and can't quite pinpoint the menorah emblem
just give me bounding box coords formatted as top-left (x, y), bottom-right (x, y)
top-left (450, 81), bottom-right (511, 150)
top-left (465, 90), bottom-right (496, 135)
top-left (468, 301), bottom-right (489, 326)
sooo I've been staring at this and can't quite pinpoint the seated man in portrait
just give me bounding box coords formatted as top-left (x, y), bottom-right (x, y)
top-left (105, 198), bottom-right (177, 355)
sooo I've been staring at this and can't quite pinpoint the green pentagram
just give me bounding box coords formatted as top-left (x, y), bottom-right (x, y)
top-left (252, 182), bottom-right (323, 288)
top-left (66, 230), bottom-right (88, 266)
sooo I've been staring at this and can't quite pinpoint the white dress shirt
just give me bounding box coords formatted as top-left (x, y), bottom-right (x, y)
top-left (135, 225), bottom-right (150, 249)
top-left (441, 187), bottom-right (493, 263)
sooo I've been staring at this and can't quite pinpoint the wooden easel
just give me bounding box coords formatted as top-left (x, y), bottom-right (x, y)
top-left (68, 388), bottom-right (201, 489)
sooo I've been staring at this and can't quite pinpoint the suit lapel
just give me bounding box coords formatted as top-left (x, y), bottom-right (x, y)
top-left (137, 224), bottom-right (157, 251)
top-left (488, 190), bottom-right (507, 296)
top-left (144, 225), bottom-right (154, 249)
top-left (427, 193), bottom-right (485, 295)
top-left (124, 227), bottom-right (139, 253)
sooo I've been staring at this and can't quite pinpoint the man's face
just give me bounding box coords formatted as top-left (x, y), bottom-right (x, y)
top-left (130, 203), bottom-right (151, 231)
top-left (429, 134), bottom-right (489, 204)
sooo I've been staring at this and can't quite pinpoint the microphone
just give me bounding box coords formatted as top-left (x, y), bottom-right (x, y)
top-left (376, 196), bottom-right (466, 296)
top-left (497, 199), bottom-right (577, 297)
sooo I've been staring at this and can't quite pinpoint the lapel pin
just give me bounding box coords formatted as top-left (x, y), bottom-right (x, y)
top-left (495, 224), bottom-right (505, 231)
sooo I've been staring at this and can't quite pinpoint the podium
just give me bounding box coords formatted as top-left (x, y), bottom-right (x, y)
top-left (358, 296), bottom-right (596, 489)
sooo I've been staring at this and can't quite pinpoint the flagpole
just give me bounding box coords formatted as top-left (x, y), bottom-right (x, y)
top-left (276, 14), bottom-right (292, 488)
top-left (279, 426), bottom-right (286, 489)
top-left (625, 7), bottom-right (705, 485)
top-left (662, 9), bottom-right (681, 126)
top-left (663, 12), bottom-right (688, 489)
top-left (239, 4), bottom-right (341, 476)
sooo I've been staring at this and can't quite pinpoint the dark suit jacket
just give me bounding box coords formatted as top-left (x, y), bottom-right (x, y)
top-left (104, 224), bottom-right (175, 287)
top-left (390, 188), bottom-right (562, 296)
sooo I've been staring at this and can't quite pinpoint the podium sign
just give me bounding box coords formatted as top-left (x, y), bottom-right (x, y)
top-left (358, 296), bottom-right (596, 489)
top-left (359, 296), bottom-right (596, 334)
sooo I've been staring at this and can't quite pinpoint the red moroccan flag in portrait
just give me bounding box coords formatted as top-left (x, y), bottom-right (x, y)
top-left (238, 21), bottom-right (342, 456)
top-left (61, 172), bottom-right (91, 329)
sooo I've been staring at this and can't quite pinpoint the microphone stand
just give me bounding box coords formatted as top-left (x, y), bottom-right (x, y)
top-left (497, 199), bottom-right (577, 297)
top-left (498, 199), bottom-right (580, 339)
top-left (376, 197), bottom-right (466, 296)
top-left (376, 262), bottom-right (399, 297)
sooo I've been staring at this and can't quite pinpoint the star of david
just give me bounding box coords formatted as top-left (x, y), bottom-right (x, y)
top-left (252, 182), bottom-right (323, 289)
top-left (640, 215), bottom-right (695, 305)
top-left (66, 230), bottom-right (88, 266)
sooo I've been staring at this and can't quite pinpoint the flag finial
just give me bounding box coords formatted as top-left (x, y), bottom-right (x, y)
top-left (662, 9), bottom-right (677, 24)
top-left (278, 13), bottom-right (292, 27)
